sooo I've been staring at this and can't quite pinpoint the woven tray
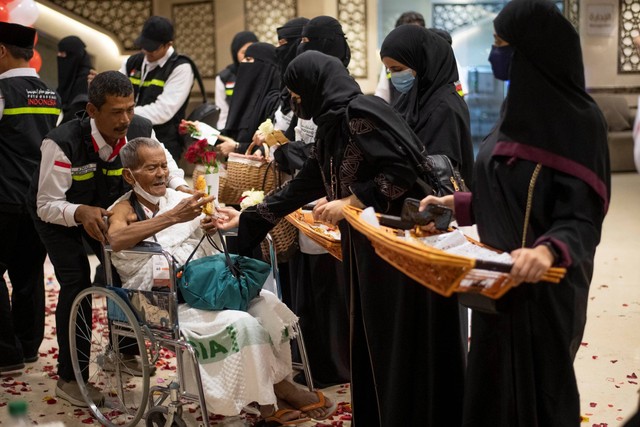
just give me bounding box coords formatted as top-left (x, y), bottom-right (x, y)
top-left (286, 209), bottom-right (342, 261)
top-left (342, 206), bottom-right (565, 299)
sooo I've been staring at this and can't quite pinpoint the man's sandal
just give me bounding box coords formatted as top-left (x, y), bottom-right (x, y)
top-left (297, 391), bottom-right (338, 421)
top-left (264, 408), bottom-right (311, 426)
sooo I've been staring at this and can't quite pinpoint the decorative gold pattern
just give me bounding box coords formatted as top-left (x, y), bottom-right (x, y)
top-left (172, 2), bottom-right (216, 78)
top-left (338, 0), bottom-right (368, 78)
top-left (244, 0), bottom-right (297, 44)
top-left (47, 0), bottom-right (152, 51)
top-left (619, 0), bottom-right (640, 73)
top-left (563, 0), bottom-right (580, 31)
top-left (432, 3), bottom-right (503, 33)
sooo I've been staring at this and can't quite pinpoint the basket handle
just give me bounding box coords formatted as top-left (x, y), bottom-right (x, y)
top-left (245, 140), bottom-right (271, 161)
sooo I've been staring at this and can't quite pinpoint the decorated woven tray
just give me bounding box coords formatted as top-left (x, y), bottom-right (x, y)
top-left (286, 209), bottom-right (342, 261)
top-left (342, 206), bottom-right (565, 299)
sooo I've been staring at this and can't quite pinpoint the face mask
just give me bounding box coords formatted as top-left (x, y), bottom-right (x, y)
top-left (289, 97), bottom-right (312, 120)
top-left (390, 68), bottom-right (416, 94)
top-left (128, 171), bottom-right (163, 205)
top-left (488, 45), bottom-right (514, 81)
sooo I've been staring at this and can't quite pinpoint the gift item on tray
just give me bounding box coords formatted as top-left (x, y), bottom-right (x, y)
top-left (286, 209), bottom-right (342, 260)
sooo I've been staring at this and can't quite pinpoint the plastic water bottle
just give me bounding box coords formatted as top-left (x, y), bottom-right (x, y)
top-left (7, 400), bottom-right (31, 426)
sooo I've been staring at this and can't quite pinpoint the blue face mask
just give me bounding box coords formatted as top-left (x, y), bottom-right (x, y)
top-left (488, 45), bottom-right (514, 81)
top-left (390, 68), bottom-right (416, 93)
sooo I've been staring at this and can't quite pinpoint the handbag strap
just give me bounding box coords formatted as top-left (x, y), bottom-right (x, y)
top-left (183, 234), bottom-right (206, 267)
top-left (182, 233), bottom-right (241, 279)
top-left (521, 163), bottom-right (542, 248)
top-left (206, 233), bottom-right (241, 279)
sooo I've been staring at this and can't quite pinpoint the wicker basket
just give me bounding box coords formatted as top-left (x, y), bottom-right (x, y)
top-left (286, 209), bottom-right (342, 260)
top-left (342, 206), bottom-right (565, 299)
top-left (260, 219), bottom-right (299, 264)
top-left (218, 142), bottom-right (281, 205)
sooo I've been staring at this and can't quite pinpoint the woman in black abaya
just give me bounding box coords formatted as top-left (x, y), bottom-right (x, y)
top-left (215, 31), bottom-right (258, 129)
top-left (218, 42), bottom-right (280, 154)
top-left (380, 25), bottom-right (474, 186)
top-left (270, 16), bottom-right (352, 390)
top-left (57, 36), bottom-right (92, 124)
top-left (272, 17), bottom-right (308, 141)
top-left (217, 51), bottom-right (465, 426)
top-left (421, 1), bottom-right (610, 425)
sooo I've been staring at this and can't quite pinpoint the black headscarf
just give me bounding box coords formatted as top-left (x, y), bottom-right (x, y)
top-left (219, 31), bottom-right (259, 83)
top-left (276, 17), bottom-right (309, 115)
top-left (284, 51), bottom-right (432, 193)
top-left (223, 42), bottom-right (281, 143)
top-left (380, 25), bottom-right (474, 184)
top-left (492, 0), bottom-right (610, 210)
top-left (297, 16), bottom-right (351, 67)
top-left (57, 36), bottom-right (92, 109)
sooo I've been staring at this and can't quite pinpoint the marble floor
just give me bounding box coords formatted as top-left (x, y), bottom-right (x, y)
top-left (1, 172), bottom-right (639, 426)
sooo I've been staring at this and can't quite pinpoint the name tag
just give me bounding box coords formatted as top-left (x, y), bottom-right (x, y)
top-left (152, 255), bottom-right (171, 288)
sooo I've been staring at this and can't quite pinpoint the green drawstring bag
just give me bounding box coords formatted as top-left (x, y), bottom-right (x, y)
top-left (177, 233), bottom-right (270, 311)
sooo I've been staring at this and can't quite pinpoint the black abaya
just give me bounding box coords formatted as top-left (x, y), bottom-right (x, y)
top-left (455, 1), bottom-right (610, 425)
top-left (238, 51), bottom-right (465, 426)
top-left (57, 36), bottom-right (92, 124)
top-left (223, 42), bottom-right (280, 151)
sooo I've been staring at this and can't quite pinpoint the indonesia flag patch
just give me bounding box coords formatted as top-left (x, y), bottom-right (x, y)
top-left (53, 160), bottom-right (71, 173)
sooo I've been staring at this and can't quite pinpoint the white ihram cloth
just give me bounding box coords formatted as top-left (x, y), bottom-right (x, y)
top-left (110, 189), bottom-right (298, 415)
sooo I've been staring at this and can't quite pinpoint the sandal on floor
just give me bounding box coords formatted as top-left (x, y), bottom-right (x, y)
top-left (263, 408), bottom-right (311, 426)
top-left (297, 391), bottom-right (338, 421)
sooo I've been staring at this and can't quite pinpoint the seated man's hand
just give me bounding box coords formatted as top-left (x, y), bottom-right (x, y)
top-left (216, 135), bottom-right (238, 157)
top-left (200, 215), bottom-right (219, 234)
top-left (75, 205), bottom-right (112, 243)
top-left (168, 192), bottom-right (214, 223)
top-left (214, 206), bottom-right (241, 230)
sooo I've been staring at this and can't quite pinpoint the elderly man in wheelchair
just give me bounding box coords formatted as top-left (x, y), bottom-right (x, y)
top-left (79, 137), bottom-right (337, 426)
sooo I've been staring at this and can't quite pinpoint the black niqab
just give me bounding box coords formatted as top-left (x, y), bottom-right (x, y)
top-left (380, 25), bottom-right (474, 185)
top-left (230, 31), bottom-right (259, 74)
top-left (493, 0), bottom-right (609, 210)
top-left (57, 36), bottom-right (91, 109)
top-left (276, 17), bottom-right (309, 115)
top-left (223, 42), bottom-right (281, 143)
top-left (284, 51), bottom-right (359, 147)
top-left (297, 16), bottom-right (351, 67)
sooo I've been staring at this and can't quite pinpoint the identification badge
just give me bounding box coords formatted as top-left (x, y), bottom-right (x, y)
top-left (152, 255), bottom-right (171, 288)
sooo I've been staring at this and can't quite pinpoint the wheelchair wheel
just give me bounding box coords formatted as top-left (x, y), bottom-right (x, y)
top-left (69, 287), bottom-right (150, 427)
top-left (145, 406), bottom-right (187, 427)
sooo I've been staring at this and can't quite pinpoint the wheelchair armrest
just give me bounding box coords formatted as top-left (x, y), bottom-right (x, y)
top-left (104, 241), bottom-right (164, 255)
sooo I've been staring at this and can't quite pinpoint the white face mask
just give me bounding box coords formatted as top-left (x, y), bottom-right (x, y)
top-left (132, 181), bottom-right (163, 205)
top-left (128, 170), bottom-right (163, 205)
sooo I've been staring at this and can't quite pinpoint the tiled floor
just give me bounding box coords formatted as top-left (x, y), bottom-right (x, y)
top-left (1, 172), bottom-right (639, 426)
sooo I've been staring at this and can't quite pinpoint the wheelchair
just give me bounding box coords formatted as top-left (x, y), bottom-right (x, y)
top-left (68, 233), bottom-right (313, 427)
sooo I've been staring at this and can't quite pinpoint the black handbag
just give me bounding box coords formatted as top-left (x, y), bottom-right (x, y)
top-left (426, 154), bottom-right (468, 195)
top-left (180, 55), bottom-right (220, 128)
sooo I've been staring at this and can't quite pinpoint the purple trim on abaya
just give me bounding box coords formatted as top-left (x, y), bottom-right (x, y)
top-left (453, 191), bottom-right (474, 226)
top-left (534, 236), bottom-right (572, 268)
top-left (493, 141), bottom-right (609, 212)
